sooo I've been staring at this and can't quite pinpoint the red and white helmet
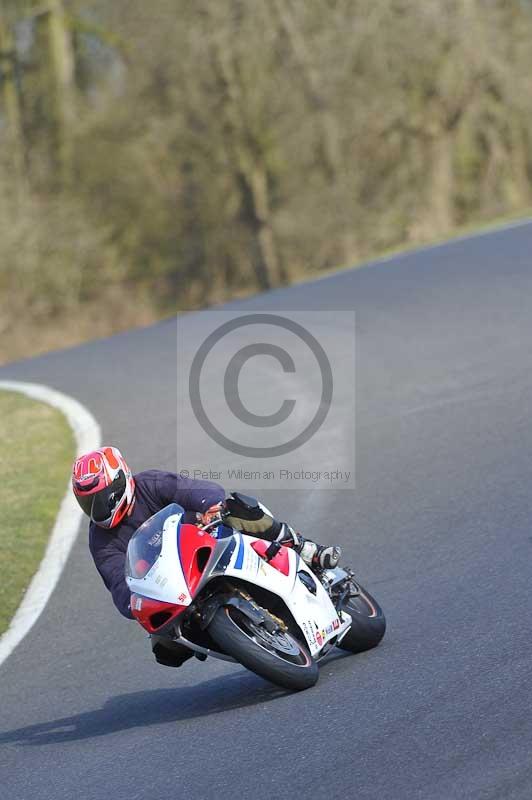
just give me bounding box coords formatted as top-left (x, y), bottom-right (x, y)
top-left (72, 446), bottom-right (135, 529)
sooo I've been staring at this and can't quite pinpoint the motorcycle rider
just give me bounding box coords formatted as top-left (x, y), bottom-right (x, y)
top-left (72, 446), bottom-right (341, 667)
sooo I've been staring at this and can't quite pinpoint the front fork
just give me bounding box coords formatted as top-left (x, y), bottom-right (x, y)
top-left (318, 567), bottom-right (359, 608)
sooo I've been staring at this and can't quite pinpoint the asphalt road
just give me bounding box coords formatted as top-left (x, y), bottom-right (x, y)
top-left (1, 221), bottom-right (532, 800)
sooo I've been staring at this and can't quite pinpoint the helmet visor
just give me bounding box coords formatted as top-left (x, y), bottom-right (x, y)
top-left (90, 470), bottom-right (127, 524)
top-left (75, 491), bottom-right (96, 518)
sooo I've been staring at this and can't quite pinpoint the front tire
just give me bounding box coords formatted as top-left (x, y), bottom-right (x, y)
top-left (208, 605), bottom-right (318, 691)
top-left (337, 582), bottom-right (386, 654)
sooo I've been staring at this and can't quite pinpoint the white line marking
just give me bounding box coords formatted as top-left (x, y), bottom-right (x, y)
top-left (0, 381), bottom-right (101, 667)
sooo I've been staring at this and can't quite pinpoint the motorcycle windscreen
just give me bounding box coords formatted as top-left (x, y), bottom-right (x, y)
top-left (125, 503), bottom-right (184, 579)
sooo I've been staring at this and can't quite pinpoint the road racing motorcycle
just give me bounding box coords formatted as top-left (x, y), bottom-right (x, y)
top-left (126, 499), bottom-right (386, 690)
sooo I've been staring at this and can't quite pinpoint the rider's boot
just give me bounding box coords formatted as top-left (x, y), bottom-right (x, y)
top-left (151, 635), bottom-right (194, 668)
top-left (278, 524), bottom-right (342, 571)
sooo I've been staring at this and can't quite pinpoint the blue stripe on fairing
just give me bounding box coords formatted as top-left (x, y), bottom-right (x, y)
top-left (234, 533), bottom-right (244, 569)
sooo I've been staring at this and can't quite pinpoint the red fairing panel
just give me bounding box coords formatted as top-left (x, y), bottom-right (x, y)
top-left (178, 523), bottom-right (217, 596)
top-left (251, 540), bottom-right (291, 576)
top-left (130, 594), bottom-right (185, 634)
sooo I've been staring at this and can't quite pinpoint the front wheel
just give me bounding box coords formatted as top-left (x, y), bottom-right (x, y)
top-left (337, 582), bottom-right (386, 654)
top-left (208, 605), bottom-right (318, 691)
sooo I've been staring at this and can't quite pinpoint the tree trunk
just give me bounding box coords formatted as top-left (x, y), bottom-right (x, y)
top-left (509, 122), bottom-right (531, 208)
top-left (45, 0), bottom-right (76, 185)
top-left (249, 164), bottom-right (285, 288)
top-left (272, 0), bottom-right (340, 184)
top-left (0, 6), bottom-right (25, 182)
top-left (430, 133), bottom-right (454, 235)
top-left (207, 26), bottom-right (285, 290)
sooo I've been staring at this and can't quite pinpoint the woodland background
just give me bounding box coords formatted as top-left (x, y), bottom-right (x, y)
top-left (1, 0), bottom-right (531, 363)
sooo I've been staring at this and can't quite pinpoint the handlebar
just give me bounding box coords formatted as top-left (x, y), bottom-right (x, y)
top-left (197, 513), bottom-right (226, 533)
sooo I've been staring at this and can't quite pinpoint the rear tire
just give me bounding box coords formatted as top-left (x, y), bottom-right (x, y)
top-left (208, 605), bottom-right (318, 691)
top-left (337, 583), bottom-right (386, 654)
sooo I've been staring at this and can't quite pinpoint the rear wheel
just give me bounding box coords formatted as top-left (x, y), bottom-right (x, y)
top-left (337, 582), bottom-right (386, 654)
top-left (208, 605), bottom-right (318, 691)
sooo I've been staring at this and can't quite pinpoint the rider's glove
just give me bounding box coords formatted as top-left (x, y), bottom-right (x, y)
top-left (197, 502), bottom-right (224, 527)
top-left (224, 492), bottom-right (282, 537)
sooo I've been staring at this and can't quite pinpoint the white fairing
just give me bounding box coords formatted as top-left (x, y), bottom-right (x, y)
top-left (126, 512), bottom-right (193, 606)
top-left (224, 532), bottom-right (351, 656)
top-left (126, 511), bottom-right (351, 656)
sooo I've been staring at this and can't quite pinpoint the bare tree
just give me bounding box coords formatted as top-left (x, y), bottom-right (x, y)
top-left (0, 2), bottom-right (25, 182)
top-left (44, 0), bottom-right (77, 184)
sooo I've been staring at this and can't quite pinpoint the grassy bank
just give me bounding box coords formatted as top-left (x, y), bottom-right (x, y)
top-left (0, 390), bottom-right (75, 636)
top-left (1, 207), bottom-right (532, 368)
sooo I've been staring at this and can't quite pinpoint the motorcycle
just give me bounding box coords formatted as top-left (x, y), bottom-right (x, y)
top-left (125, 499), bottom-right (386, 690)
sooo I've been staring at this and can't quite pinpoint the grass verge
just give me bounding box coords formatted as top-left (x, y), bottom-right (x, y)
top-left (0, 390), bottom-right (75, 636)
top-left (295, 207), bottom-right (532, 288)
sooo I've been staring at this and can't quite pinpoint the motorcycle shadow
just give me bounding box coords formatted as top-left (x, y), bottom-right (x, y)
top-left (0, 670), bottom-right (288, 746)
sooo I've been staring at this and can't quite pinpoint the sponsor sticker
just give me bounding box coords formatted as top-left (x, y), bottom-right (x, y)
top-left (244, 548), bottom-right (259, 573)
top-left (178, 592), bottom-right (187, 603)
top-left (333, 617), bottom-right (340, 630)
top-left (302, 621), bottom-right (316, 646)
top-left (148, 531), bottom-right (163, 547)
